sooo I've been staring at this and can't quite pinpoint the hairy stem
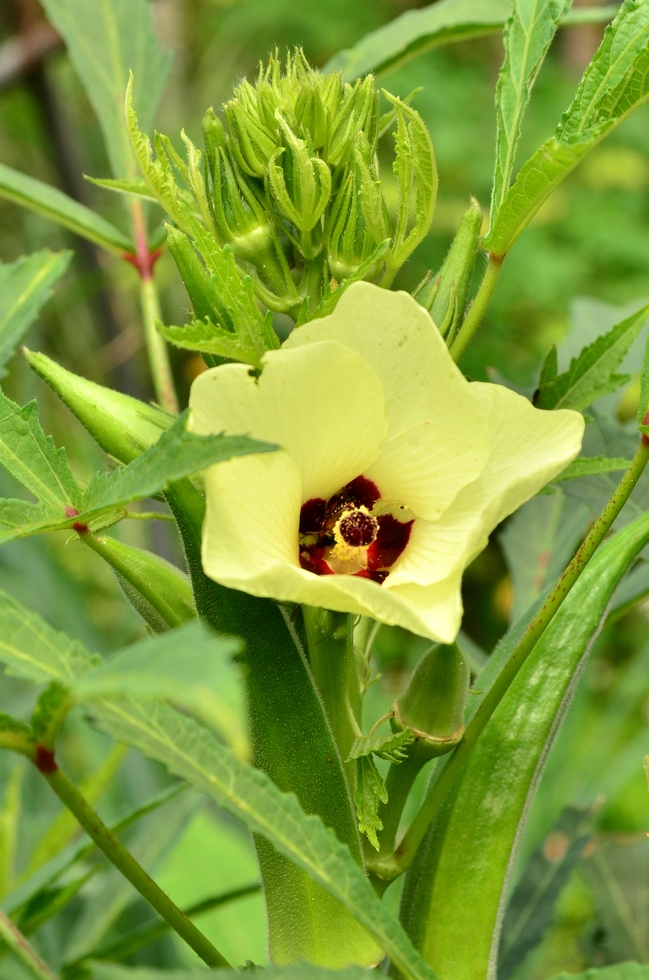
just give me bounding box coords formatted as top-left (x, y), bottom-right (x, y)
top-left (0, 909), bottom-right (59, 980)
top-left (303, 608), bottom-right (361, 786)
top-left (40, 763), bottom-right (230, 968)
top-left (131, 200), bottom-right (178, 414)
top-left (449, 253), bottom-right (504, 363)
top-left (372, 434), bottom-right (649, 880)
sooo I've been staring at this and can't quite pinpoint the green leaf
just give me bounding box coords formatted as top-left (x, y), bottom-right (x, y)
top-left (160, 317), bottom-right (270, 369)
top-left (500, 492), bottom-right (587, 620)
top-left (0, 163), bottom-right (134, 255)
top-left (325, 0), bottom-right (618, 82)
top-left (536, 304), bottom-right (649, 411)
top-left (84, 175), bottom-right (158, 201)
top-left (354, 755), bottom-right (388, 850)
top-left (400, 511), bottom-right (649, 980)
top-left (78, 411), bottom-right (275, 520)
top-left (0, 251), bottom-right (71, 377)
top-left (382, 93), bottom-right (437, 276)
top-left (498, 808), bottom-right (591, 978)
top-left (0, 589), bottom-right (98, 685)
top-left (491, 0), bottom-right (572, 225)
top-left (0, 407), bottom-right (274, 546)
top-left (349, 728), bottom-right (415, 762)
top-left (486, 0), bottom-right (649, 255)
top-left (88, 966), bottom-right (379, 980)
top-left (554, 455), bottom-right (632, 482)
top-left (0, 764), bottom-right (23, 899)
top-left (2, 784), bottom-right (186, 919)
top-left (88, 699), bottom-right (436, 980)
top-left (75, 622), bottom-right (248, 759)
top-left (40, 0), bottom-right (171, 179)
top-left (547, 967), bottom-right (649, 980)
top-left (0, 389), bottom-right (81, 515)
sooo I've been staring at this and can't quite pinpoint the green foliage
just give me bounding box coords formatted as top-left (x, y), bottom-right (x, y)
top-left (88, 698), bottom-right (436, 980)
top-left (554, 456), bottom-right (633, 482)
top-left (535, 304), bottom-right (649, 411)
top-left (383, 93), bottom-right (438, 281)
top-left (40, 0), bottom-right (171, 180)
top-left (414, 197), bottom-right (481, 338)
top-left (88, 966), bottom-right (379, 980)
top-left (0, 400), bottom-right (274, 545)
top-left (490, 0), bottom-right (571, 224)
top-left (325, 0), bottom-right (617, 81)
top-left (0, 163), bottom-right (134, 255)
top-left (547, 966), bottom-right (649, 980)
top-left (400, 511), bottom-right (649, 979)
top-left (486, 0), bottom-right (649, 255)
top-left (353, 755), bottom-right (388, 850)
top-left (349, 729), bottom-right (415, 762)
top-left (0, 252), bottom-right (71, 377)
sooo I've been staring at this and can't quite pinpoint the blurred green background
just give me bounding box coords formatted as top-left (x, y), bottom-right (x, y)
top-left (0, 1), bottom-right (648, 977)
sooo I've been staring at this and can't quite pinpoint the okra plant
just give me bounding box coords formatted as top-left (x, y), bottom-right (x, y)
top-left (1, 1), bottom-right (649, 980)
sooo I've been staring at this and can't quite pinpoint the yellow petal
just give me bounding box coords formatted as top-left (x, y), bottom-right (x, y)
top-left (190, 340), bottom-right (388, 501)
top-left (201, 451), bottom-right (464, 642)
top-left (285, 282), bottom-right (484, 442)
top-left (388, 383), bottom-right (585, 587)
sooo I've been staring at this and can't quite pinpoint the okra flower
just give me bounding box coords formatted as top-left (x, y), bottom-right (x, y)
top-left (189, 283), bottom-right (584, 641)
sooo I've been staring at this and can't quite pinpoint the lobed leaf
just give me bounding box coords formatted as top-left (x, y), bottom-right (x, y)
top-left (490, 0), bottom-right (572, 225)
top-left (40, 0), bottom-right (171, 179)
top-left (0, 163), bottom-right (134, 255)
top-left (554, 456), bottom-right (632, 482)
top-left (354, 755), bottom-right (388, 850)
top-left (0, 251), bottom-right (71, 377)
top-left (87, 698), bottom-right (437, 980)
top-left (349, 728), bottom-right (415, 762)
top-left (0, 405), bottom-right (274, 547)
top-left (535, 304), bottom-right (649, 411)
top-left (486, 0), bottom-right (649, 255)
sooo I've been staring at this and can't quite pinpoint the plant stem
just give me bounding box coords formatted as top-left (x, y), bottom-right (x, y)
top-left (40, 763), bottom-right (230, 968)
top-left (303, 608), bottom-right (361, 785)
top-left (0, 909), bottom-right (59, 980)
top-left (376, 756), bottom-right (425, 855)
top-left (372, 434), bottom-right (649, 881)
top-left (131, 200), bottom-right (179, 414)
top-left (449, 252), bottom-right (504, 363)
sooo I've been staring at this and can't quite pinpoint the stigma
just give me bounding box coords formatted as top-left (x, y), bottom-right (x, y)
top-left (298, 475), bottom-right (413, 583)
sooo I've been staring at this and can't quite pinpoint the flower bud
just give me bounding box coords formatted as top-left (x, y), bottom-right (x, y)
top-left (224, 99), bottom-right (276, 179)
top-left (324, 81), bottom-right (361, 169)
top-left (24, 350), bottom-right (171, 464)
top-left (267, 113), bottom-right (331, 257)
top-left (391, 642), bottom-right (469, 761)
top-left (294, 80), bottom-right (327, 149)
top-left (95, 534), bottom-right (196, 633)
top-left (325, 166), bottom-right (383, 283)
top-left (415, 197), bottom-right (483, 338)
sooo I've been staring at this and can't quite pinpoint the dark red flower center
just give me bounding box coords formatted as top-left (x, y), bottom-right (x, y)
top-left (338, 509), bottom-right (378, 547)
top-left (298, 475), bottom-right (413, 584)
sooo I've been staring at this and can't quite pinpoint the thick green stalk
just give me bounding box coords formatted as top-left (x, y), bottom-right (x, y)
top-left (0, 909), bottom-right (59, 980)
top-left (40, 762), bottom-right (230, 969)
top-left (372, 434), bottom-right (649, 880)
top-left (449, 253), bottom-right (503, 363)
top-left (303, 608), bottom-right (361, 784)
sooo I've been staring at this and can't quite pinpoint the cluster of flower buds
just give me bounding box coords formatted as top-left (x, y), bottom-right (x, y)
top-left (200, 50), bottom-right (437, 320)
